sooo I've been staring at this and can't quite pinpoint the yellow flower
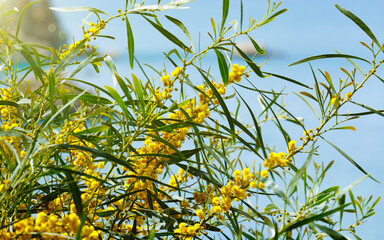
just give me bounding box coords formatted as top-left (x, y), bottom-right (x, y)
top-left (346, 92), bottom-right (352, 100)
top-left (212, 205), bottom-right (222, 214)
top-left (171, 67), bottom-right (182, 77)
top-left (287, 140), bottom-right (296, 154)
top-left (196, 209), bottom-right (205, 220)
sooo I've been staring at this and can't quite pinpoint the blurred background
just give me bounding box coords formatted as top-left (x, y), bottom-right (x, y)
top-left (6, 0), bottom-right (384, 238)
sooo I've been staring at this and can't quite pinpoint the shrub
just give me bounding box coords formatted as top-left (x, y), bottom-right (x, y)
top-left (0, 1), bottom-right (381, 239)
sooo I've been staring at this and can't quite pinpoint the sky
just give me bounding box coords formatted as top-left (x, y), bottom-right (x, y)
top-left (46, 0), bottom-right (384, 239)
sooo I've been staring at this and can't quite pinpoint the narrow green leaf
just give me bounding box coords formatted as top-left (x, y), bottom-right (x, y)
top-left (309, 64), bottom-right (325, 117)
top-left (72, 125), bottom-right (110, 135)
top-left (125, 17), bottom-right (135, 69)
top-left (143, 16), bottom-right (191, 53)
top-left (0, 100), bottom-right (20, 108)
top-left (333, 126), bottom-right (356, 131)
top-left (50, 6), bottom-right (110, 16)
top-left (57, 144), bottom-right (136, 173)
top-left (247, 35), bottom-right (265, 55)
top-left (323, 71), bottom-right (335, 93)
top-left (16, 1), bottom-right (39, 38)
top-left (288, 147), bottom-right (314, 197)
top-left (165, 15), bottom-right (195, 52)
top-left (350, 100), bottom-right (384, 118)
top-left (312, 223), bottom-right (348, 240)
top-left (115, 73), bottom-right (130, 100)
top-left (68, 54), bottom-right (98, 78)
top-left (300, 91), bottom-right (318, 102)
top-left (18, 48), bottom-right (45, 84)
top-left (214, 49), bottom-right (229, 85)
top-left (234, 44), bottom-right (264, 77)
top-left (177, 163), bottom-right (222, 188)
top-left (105, 85), bottom-right (131, 120)
top-left (64, 172), bottom-right (83, 216)
top-left (321, 137), bottom-right (379, 183)
top-left (54, 39), bottom-right (87, 78)
top-left (236, 91), bottom-right (267, 158)
top-left (240, 0), bottom-right (244, 32)
top-left (221, 0), bottom-right (229, 32)
top-left (198, 69), bottom-right (234, 131)
top-left (104, 55), bottom-right (118, 89)
top-left (131, 73), bottom-right (145, 113)
top-left (211, 17), bottom-right (217, 39)
top-left (262, 71), bottom-right (311, 89)
top-left (78, 94), bottom-right (112, 105)
top-left (289, 54), bottom-right (370, 66)
top-left (335, 174), bottom-right (369, 200)
top-left (260, 9), bottom-right (287, 26)
top-left (48, 70), bottom-right (56, 113)
top-left (280, 204), bottom-right (351, 233)
top-left (41, 90), bottom-right (87, 128)
top-left (293, 92), bottom-right (319, 120)
top-left (335, 4), bottom-right (380, 48)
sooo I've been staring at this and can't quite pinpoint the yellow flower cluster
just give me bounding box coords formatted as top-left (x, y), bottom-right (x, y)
top-left (228, 64), bottom-right (246, 84)
top-left (169, 168), bottom-right (188, 187)
top-left (263, 140), bottom-right (296, 168)
top-left (58, 20), bottom-right (105, 60)
top-left (197, 82), bottom-right (226, 105)
top-left (196, 168), bottom-right (269, 220)
top-left (155, 66), bottom-right (183, 103)
top-left (174, 222), bottom-right (202, 240)
top-left (1, 212), bottom-right (100, 240)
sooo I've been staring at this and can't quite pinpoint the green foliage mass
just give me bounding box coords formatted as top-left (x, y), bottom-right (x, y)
top-left (0, 0), bottom-right (381, 239)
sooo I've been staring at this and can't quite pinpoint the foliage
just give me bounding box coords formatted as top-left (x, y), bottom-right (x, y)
top-left (0, 0), bottom-right (381, 239)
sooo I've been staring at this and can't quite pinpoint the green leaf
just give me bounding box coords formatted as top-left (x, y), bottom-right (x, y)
top-left (333, 126), bottom-right (356, 131)
top-left (165, 15), bottom-right (195, 52)
top-left (50, 6), bottom-right (110, 16)
top-left (0, 100), bottom-right (20, 108)
top-left (260, 9), bottom-right (287, 26)
top-left (115, 73), bottom-right (131, 100)
top-left (125, 17), bottom-right (135, 69)
top-left (104, 55), bottom-right (118, 89)
top-left (335, 4), bottom-right (380, 48)
top-left (233, 44), bottom-right (264, 77)
top-left (236, 91), bottom-right (267, 158)
top-left (288, 147), bottom-right (314, 197)
top-left (280, 204), bottom-right (351, 233)
top-left (335, 174), bottom-right (369, 200)
top-left (350, 100), bottom-right (384, 118)
top-left (299, 91), bottom-right (318, 102)
top-left (78, 94), bottom-right (112, 105)
top-left (312, 223), bottom-right (348, 240)
top-left (214, 49), bottom-right (229, 85)
top-left (64, 172), bottom-right (83, 216)
top-left (68, 54), bottom-right (98, 79)
top-left (176, 163), bottom-right (222, 188)
top-left (198, 69), bottom-right (234, 131)
top-left (105, 85), bottom-right (131, 120)
top-left (16, 1), bottom-right (39, 38)
top-left (57, 144), bottom-right (136, 173)
top-left (143, 16), bottom-right (191, 53)
top-left (54, 39), bottom-right (87, 78)
top-left (72, 125), bottom-right (110, 135)
top-left (289, 54), bottom-right (370, 66)
top-left (321, 137), bottom-right (379, 183)
top-left (221, 0), bottom-right (229, 33)
top-left (247, 35), bottom-right (265, 55)
top-left (18, 47), bottom-right (45, 84)
top-left (131, 73), bottom-right (145, 113)
top-left (262, 71), bottom-right (311, 89)
top-left (48, 70), bottom-right (56, 113)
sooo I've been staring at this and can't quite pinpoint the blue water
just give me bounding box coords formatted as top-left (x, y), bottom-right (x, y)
top-left (48, 1), bottom-right (384, 238)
